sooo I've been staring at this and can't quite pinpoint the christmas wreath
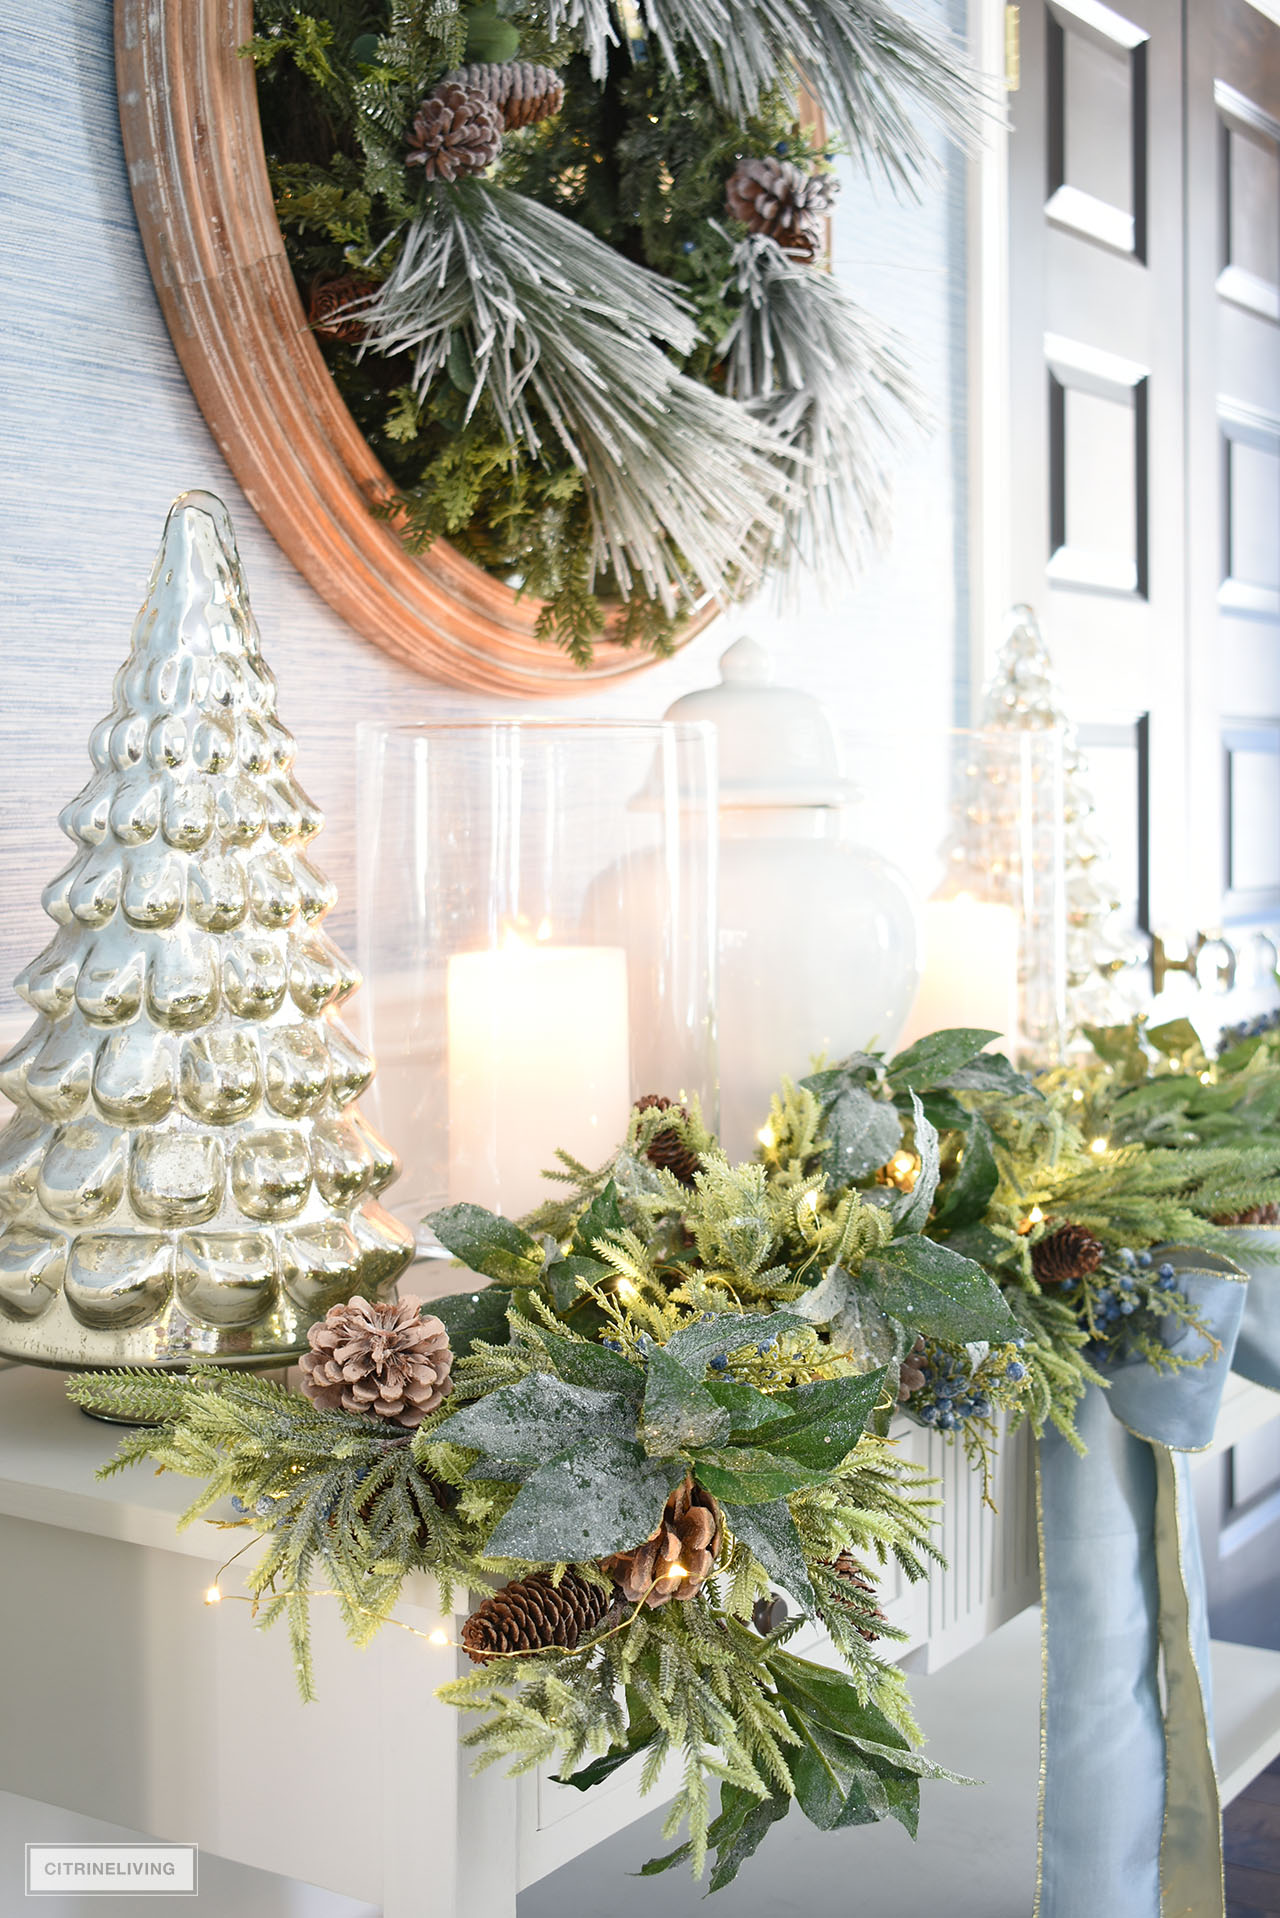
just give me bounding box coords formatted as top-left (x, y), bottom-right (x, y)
top-left (245, 0), bottom-right (979, 660)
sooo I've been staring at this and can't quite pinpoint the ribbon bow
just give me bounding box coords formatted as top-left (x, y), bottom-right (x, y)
top-left (1036, 1248), bottom-right (1248, 1918)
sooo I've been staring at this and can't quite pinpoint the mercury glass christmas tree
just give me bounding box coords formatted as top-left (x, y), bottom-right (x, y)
top-left (0, 492), bottom-right (413, 1368)
top-left (945, 604), bottom-right (1134, 1057)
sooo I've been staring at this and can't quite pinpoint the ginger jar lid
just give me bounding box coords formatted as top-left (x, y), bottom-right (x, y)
top-left (662, 636), bottom-right (852, 808)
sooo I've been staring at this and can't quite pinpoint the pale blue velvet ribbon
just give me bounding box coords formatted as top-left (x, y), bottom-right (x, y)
top-left (1035, 1251), bottom-right (1247, 1918)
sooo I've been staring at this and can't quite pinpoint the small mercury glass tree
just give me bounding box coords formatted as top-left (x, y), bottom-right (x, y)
top-left (0, 492), bottom-right (412, 1368)
top-left (944, 605), bottom-right (1134, 1056)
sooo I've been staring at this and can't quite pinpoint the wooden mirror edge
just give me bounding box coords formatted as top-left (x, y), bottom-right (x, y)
top-left (114, 0), bottom-right (716, 695)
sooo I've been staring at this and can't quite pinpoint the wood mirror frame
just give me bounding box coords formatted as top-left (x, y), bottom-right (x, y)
top-left (114, 0), bottom-right (716, 694)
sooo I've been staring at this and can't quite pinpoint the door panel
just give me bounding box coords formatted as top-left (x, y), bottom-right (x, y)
top-left (1009, 0), bottom-right (1185, 936)
top-left (1012, 0), bottom-right (1280, 964)
top-left (1186, 1), bottom-right (1280, 935)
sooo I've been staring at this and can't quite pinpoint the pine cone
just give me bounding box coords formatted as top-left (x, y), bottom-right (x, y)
top-left (1214, 1202), bottom-right (1280, 1226)
top-left (725, 157), bottom-right (838, 262)
top-left (828, 1552), bottom-right (885, 1641)
top-left (461, 1570), bottom-right (615, 1664)
top-left (445, 61), bottom-right (564, 129)
top-left (897, 1334), bottom-right (927, 1402)
top-left (1031, 1224), bottom-right (1106, 1287)
top-left (298, 1294), bottom-right (452, 1428)
top-left (634, 1093), bottom-right (702, 1188)
top-left (406, 83), bottom-right (502, 182)
top-left (601, 1476), bottom-right (721, 1607)
top-left (307, 275), bottom-right (374, 342)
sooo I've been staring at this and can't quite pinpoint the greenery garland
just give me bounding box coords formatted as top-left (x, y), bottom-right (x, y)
top-left (245, 0), bottom-right (977, 660)
top-left (70, 1023), bottom-right (1280, 1887)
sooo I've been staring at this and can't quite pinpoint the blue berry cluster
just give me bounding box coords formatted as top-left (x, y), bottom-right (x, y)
top-left (1218, 1008), bottom-right (1280, 1055)
top-left (911, 1340), bottom-right (1030, 1433)
top-left (1074, 1247), bottom-right (1181, 1357)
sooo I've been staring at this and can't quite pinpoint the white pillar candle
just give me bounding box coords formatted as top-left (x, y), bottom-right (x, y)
top-left (447, 940), bottom-right (631, 1218)
top-left (897, 894), bottom-right (1020, 1052)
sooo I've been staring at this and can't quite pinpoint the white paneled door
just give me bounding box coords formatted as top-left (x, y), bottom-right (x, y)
top-left (1008, 0), bottom-right (1280, 969)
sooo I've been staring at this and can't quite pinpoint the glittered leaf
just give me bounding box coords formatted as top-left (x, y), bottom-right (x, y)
top-left (693, 1447), bottom-right (830, 1504)
top-left (544, 1253), bottom-right (610, 1314)
top-left (862, 1235), bottom-right (1017, 1343)
top-left (941, 1050), bottom-right (1041, 1098)
top-left (485, 1436), bottom-right (682, 1560)
top-left (1146, 1018), bottom-right (1203, 1061)
top-left (641, 1344), bottom-right (731, 1454)
top-left (791, 1266), bottom-right (897, 1363)
top-left (664, 1311), bottom-right (807, 1375)
top-left (806, 1080), bottom-right (901, 1183)
top-left (886, 1028), bottom-right (1000, 1091)
top-left (890, 1093), bottom-right (939, 1234)
top-left (442, 1372), bottom-right (635, 1466)
top-left (705, 1786), bottom-right (791, 1893)
top-left (705, 1376), bottom-right (781, 1433)
top-left (744, 1369), bottom-right (886, 1467)
top-left (427, 1204), bottom-right (545, 1285)
top-left (721, 1497), bottom-right (817, 1610)
top-left (427, 1285), bottom-right (512, 1356)
top-left (529, 1324), bottom-right (644, 1398)
top-left (933, 1113), bottom-right (999, 1231)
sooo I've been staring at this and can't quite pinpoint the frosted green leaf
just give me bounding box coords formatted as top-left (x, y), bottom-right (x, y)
top-left (886, 1028), bottom-right (999, 1091)
top-left (641, 1345), bottom-right (732, 1455)
top-left (485, 1437), bottom-right (683, 1560)
top-left (441, 1372), bottom-right (635, 1466)
top-left (427, 1203), bottom-right (545, 1284)
top-left (720, 1497), bottom-right (816, 1611)
top-left (862, 1236), bottom-right (1018, 1342)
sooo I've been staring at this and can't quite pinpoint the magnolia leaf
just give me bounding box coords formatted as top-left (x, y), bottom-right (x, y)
top-left (441, 1372), bottom-right (635, 1467)
top-left (485, 1436), bottom-right (683, 1560)
top-left (904, 1088), bottom-right (975, 1133)
top-left (938, 1221), bottom-right (1010, 1269)
top-left (694, 1447), bottom-right (831, 1504)
top-left (426, 1285), bottom-right (512, 1356)
top-left (803, 1057), bottom-right (884, 1098)
top-left (528, 1325), bottom-right (644, 1398)
top-left (1083, 1022), bottom-right (1149, 1083)
top-left (571, 1180), bottom-right (625, 1257)
top-left (941, 1050), bottom-right (1040, 1098)
top-left (1147, 1017), bottom-right (1203, 1060)
top-left (806, 1079), bottom-right (902, 1183)
top-left (544, 1253), bottom-right (610, 1314)
top-left (789, 1732), bottom-right (887, 1831)
top-left (890, 1093), bottom-right (939, 1234)
top-left (705, 1786), bottom-right (791, 1893)
top-left (663, 1311), bottom-right (807, 1374)
top-left (745, 1369), bottom-right (886, 1467)
top-left (721, 1497), bottom-right (817, 1610)
top-left (641, 1344), bottom-right (732, 1454)
top-left (886, 1028), bottom-right (1000, 1091)
top-left (427, 1204), bottom-right (546, 1285)
top-left (791, 1266), bottom-right (898, 1363)
top-left (933, 1113), bottom-right (999, 1231)
top-left (862, 1235), bottom-right (1018, 1342)
top-left (555, 1713), bottom-right (658, 1791)
top-left (705, 1376), bottom-right (781, 1432)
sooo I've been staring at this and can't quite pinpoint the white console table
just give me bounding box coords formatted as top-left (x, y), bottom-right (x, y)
top-left (0, 1363), bottom-right (1277, 1918)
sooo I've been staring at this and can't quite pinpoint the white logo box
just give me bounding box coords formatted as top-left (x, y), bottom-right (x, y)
top-left (26, 1843), bottom-right (198, 1896)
